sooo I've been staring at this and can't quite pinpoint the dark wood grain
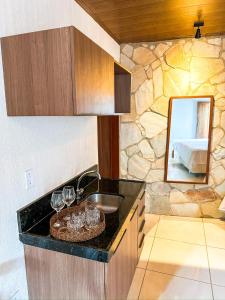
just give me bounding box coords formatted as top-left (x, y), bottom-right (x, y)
top-left (114, 62), bottom-right (131, 113)
top-left (75, 0), bottom-right (225, 43)
top-left (97, 116), bottom-right (119, 179)
top-left (164, 95), bottom-right (214, 184)
top-left (70, 27), bottom-right (114, 115)
top-left (24, 245), bottom-right (105, 300)
top-left (1, 26), bottom-right (116, 116)
top-left (1, 27), bottom-right (74, 116)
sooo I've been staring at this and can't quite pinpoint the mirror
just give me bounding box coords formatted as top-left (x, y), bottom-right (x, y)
top-left (165, 96), bottom-right (213, 184)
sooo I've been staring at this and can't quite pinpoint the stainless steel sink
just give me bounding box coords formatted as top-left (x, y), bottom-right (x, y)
top-left (85, 193), bottom-right (123, 214)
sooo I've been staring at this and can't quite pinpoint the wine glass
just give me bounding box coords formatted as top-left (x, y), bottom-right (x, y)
top-left (51, 191), bottom-right (65, 228)
top-left (63, 186), bottom-right (76, 220)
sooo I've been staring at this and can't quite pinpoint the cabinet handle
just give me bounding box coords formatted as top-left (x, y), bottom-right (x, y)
top-left (114, 229), bottom-right (127, 254)
top-left (139, 219), bottom-right (145, 233)
top-left (140, 190), bottom-right (145, 200)
top-left (130, 205), bottom-right (138, 221)
top-left (139, 233), bottom-right (145, 249)
top-left (139, 205), bottom-right (145, 217)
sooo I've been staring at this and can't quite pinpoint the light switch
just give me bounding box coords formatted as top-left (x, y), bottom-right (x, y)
top-left (25, 169), bottom-right (34, 190)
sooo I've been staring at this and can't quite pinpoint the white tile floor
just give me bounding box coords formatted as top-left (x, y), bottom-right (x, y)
top-left (127, 214), bottom-right (225, 300)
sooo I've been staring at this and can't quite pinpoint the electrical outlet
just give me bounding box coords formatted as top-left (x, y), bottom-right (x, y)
top-left (25, 169), bottom-right (34, 190)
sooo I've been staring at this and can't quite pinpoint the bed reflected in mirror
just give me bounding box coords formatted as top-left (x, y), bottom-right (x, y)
top-left (165, 96), bottom-right (213, 184)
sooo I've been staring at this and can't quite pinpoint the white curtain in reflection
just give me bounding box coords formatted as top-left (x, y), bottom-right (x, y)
top-left (196, 102), bottom-right (210, 138)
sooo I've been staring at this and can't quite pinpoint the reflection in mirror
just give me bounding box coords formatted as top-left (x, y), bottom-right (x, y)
top-left (165, 96), bottom-right (213, 184)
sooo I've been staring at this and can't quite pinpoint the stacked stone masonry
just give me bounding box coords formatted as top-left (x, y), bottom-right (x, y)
top-left (120, 37), bottom-right (225, 218)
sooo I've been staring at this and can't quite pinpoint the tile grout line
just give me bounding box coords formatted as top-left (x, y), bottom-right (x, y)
top-left (156, 217), bottom-right (225, 250)
top-left (202, 219), bottom-right (215, 300)
top-left (143, 268), bottom-right (212, 285)
top-left (155, 215), bottom-right (207, 247)
top-left (137, 215), bottom-right (160, 300)
top-left (212, 283), bottom-right (225, 288)
top-left (154, 235), bottom-right (206, 247)
top-left (202, 243), bottom-right (225, 251)
top-left (146, 217), bottom-right (213, 286)
top-left (137, 215), bottom-right (225, 299)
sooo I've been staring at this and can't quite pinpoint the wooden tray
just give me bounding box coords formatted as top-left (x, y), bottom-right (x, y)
top-left (50, 202), bottom-right (105, 242)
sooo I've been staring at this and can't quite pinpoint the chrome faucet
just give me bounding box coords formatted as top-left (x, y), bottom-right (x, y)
top-left (76, 170), bottom-right (101, 200)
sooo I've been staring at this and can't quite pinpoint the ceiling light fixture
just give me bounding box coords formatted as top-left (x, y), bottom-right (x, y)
top-left (194, 21), bottom-right (204, 39)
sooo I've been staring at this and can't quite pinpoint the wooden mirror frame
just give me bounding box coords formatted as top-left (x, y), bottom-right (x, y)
top-left (164, 95), bottom-right (214, 184)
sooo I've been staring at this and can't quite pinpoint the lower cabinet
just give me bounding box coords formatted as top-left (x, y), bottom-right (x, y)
top-left (24, 197), bottom-right (145, 300)
top-left (105, 208), bottom-right (138, 300)
top-left (24, 245), bottom-right (106, 300)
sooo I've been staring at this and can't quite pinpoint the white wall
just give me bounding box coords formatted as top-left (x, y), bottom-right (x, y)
top-left (0, 1), bottom-right (120, 299)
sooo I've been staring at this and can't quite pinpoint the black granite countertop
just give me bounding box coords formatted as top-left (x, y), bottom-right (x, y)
top-left (17, 166), bottom-right (145, 263)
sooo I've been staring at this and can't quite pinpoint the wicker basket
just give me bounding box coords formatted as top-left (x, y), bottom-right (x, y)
top-left (50, 201), bottom-right (105, 242)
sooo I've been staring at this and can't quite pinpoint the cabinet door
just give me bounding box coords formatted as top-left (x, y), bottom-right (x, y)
top-left (71, 28), bottom-right (114, 115)
top-left (1, 27), bottom-right (74, 116)
top-left (105, 208), bottom-right (138, 300)
top-left (24, 245), bottom-right (105, 300)
top-left (128, 206), bottom-right (138, 276)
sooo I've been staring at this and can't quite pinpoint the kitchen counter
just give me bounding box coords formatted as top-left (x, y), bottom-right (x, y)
top-left (17, 166), bottom-right (145, 263)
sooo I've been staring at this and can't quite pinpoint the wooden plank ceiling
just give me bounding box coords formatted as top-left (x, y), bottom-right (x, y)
top-left (75, 0), bottom-right (225, 43)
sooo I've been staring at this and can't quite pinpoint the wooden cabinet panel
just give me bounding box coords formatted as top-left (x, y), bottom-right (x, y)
top-left (1, 26), bottom-right (116, 116)
top-left (71, 27), bottom-right (114, 115)
top-left (24, 245), bottom-right (105, 300)
top-left (128, 207), bottom-right (138, 276)
top-left (105, 208), bottom-right (138, 300)
top-left (105, 229), bottom-right (130, 300)
top-left (114, 62), bottom-right (131, 113)
top-left (138, 212), bottom-right (145, 233)
top-left (1, 28), bottom-right (74, 116)
top-left (97, 116), bottom-right (119, 179)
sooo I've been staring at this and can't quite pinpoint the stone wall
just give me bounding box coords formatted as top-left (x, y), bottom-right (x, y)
top-left (120, 36), bottom-right (225, 218)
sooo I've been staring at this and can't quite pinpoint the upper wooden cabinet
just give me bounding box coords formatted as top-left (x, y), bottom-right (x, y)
top-left (1, 26), bottom-right (117, 116)
top-left (71, 27), bottom-right (115, 115)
